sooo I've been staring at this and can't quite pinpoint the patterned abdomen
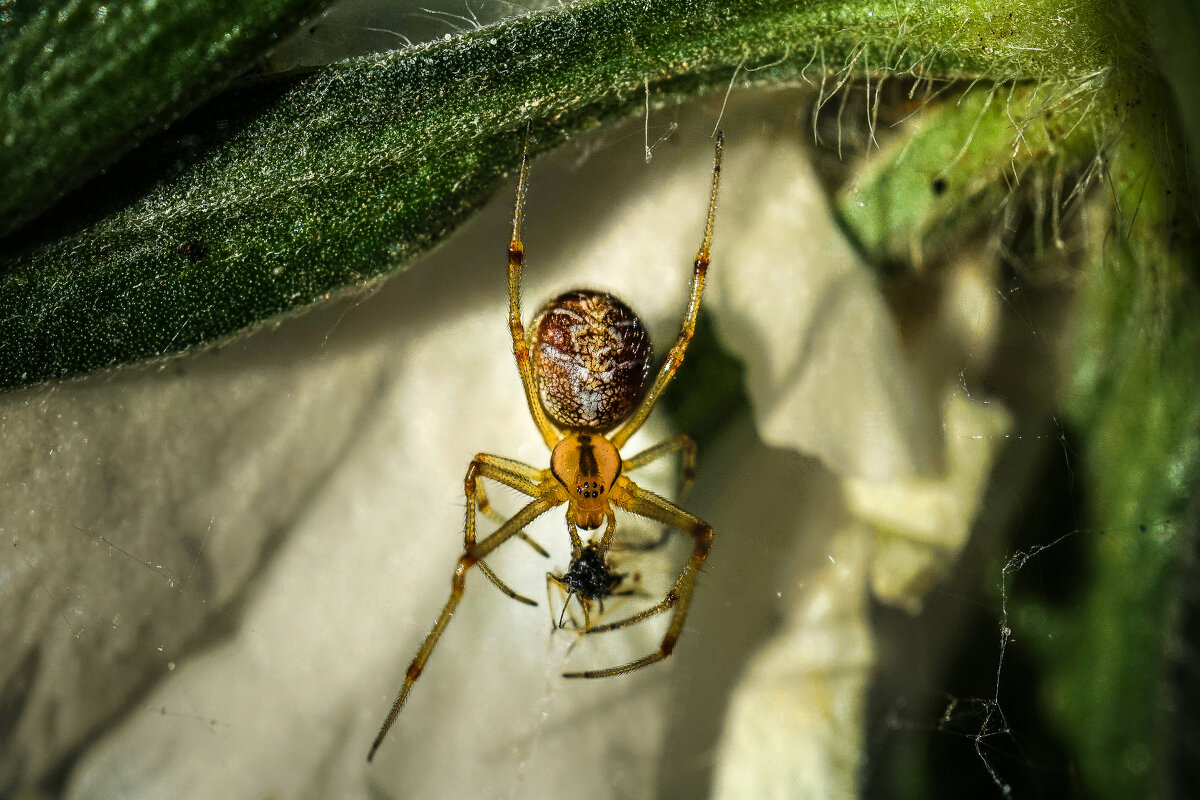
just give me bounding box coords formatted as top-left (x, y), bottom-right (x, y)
top-left (530, 290), bottom-right (653, 432)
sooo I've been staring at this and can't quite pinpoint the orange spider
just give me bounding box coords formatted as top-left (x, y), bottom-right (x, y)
top-left (368, 127), bottom-right (723, 762)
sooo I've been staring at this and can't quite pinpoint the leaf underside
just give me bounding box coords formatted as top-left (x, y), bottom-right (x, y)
top-left (0, 0), bottom-right (333, 235)
top-left (0, 0), bottom-right (1119, 391)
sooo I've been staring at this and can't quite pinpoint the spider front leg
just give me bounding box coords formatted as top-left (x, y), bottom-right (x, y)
top-left (465, 454), bottom-right (552, 606)
top-left (475, 481), bottom-right (552, 558)
top-left (368, 494), bottom-right (561, 763)
top-left (610, 132), bottom-right (722, 451)
top-left (617, 434), bottom-right (698, 552)
top-left (507, 123), bottom-right (562, 450)
top-left (561, 478), bottom-right (713, 679)
top-left (623, 433), bottom-right (698, 505)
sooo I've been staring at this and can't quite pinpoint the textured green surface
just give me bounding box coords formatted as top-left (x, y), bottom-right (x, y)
top-left (0, 0), bottom-right (1123, 390)
top-left (839, 80), bottom-right (1104, 269)
top-left (837, 34), bottom-right (1200, 797)
top-left (0, 0), bottom-right (331, 234)
top-left (1047, 74), bottom-right (1200, 799)
top-left (1142, 0), bottom-right (1200, 179)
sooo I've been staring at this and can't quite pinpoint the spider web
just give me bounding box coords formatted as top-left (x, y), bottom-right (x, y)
top-left (814, 78), bottom-right (1199, 800)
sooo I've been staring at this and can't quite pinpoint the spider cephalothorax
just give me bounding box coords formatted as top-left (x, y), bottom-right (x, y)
top-left (550, 431), bottom-right (621, 529)
top-left (368, 127), bottom-right (723, 763)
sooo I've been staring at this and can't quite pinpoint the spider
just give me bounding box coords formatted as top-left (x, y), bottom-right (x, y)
top-left (367, 127), bottom-right (723, 762)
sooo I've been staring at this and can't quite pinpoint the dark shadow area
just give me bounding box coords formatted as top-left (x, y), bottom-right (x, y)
top-left (864, 422), bottom-right (1085, 800)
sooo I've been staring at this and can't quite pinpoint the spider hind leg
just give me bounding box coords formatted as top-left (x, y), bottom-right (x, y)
top-left (465, 454), bottom-right (553, 606)
top-left (561, 479), bottom-right (712, 680)
top-left (368, 495), bottom-right (559, 762)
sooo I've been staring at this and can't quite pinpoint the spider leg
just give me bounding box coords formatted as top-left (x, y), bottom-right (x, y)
top-left (465, 454), bottom-right (553, 606)
top-left (610, 133), bottom-right (723, 450)
top-left (507, 122), bottom-right (562, 450)
top-left (617, 434), bottom-right (697, 552)
top-left (368, 494), bottom-right (560, 762)
top-left (546, 572), bottom-right (589, 632)
top-left (579, 592), bottom-right (594, 631)
top-left (623, 433), bottom-right (698, 501)
top-left (475, 469), bottom-right (551, 557)
top-left (547, 573), bottom-right (570, 631)
top-left (561, 479), bottom-right (712, 679)
top-left (602, 562), bottom-right (652, 600)
top-left (477, 561), bottom-right (536, 606)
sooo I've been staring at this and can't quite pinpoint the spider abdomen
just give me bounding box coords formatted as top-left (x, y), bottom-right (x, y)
top-left (530, 290), bottom-right (652, 432)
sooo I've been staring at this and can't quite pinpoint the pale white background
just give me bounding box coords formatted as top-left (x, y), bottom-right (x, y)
top-left (1, 79), bottom-right (1022, 798)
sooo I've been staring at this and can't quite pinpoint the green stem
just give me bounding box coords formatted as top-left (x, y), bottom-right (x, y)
top-left (1052, 70), bottom-right (1200, 800)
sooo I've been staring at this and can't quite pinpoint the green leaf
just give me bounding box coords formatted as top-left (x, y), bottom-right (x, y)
top-left (838, 80), bottom-right (1105, 270)
top-left (0, 0), bottom-right (332, 234)
top-left (1138, 0), bottom-right (1200, 178)
top-left (1048, 72), bottom-right (1200, 800)
top-left (836, 46), bottom-right (1199, 796)
top-left (0, 0), bottom-right (1121, 391)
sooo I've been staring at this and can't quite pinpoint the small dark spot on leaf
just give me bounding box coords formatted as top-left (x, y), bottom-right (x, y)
top-left (931, 177), bottom-right (947, 196)
top-left (177, 239), bottom-right (207, 263)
